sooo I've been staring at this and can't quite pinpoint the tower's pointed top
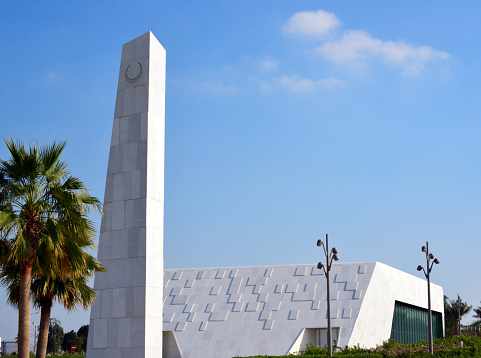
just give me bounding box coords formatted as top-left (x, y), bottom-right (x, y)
top-left (121, 31), bottom-right (164, 62)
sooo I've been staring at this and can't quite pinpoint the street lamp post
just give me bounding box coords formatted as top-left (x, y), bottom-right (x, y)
top-left (417, 241), bottom-right (440, 355)
top-left (457, 294), bottom-right (461, 336)
top-left (316, 234), bottom-right (339, 357)
top-left (32, 322), bottom-right (37, 355)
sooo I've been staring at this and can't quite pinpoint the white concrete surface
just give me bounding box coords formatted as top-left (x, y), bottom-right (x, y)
top-left (86, 31), bottom-right (165, 358)
top-left (162, 262), bottom-right (443, 358)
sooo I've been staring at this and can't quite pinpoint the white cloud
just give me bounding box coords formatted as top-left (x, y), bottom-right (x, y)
top-left (284, 10), bottom-right (340, 36)
top-left (283, 10), bottom-right (449, 76)
top-left (253, 74), bottom-right (345, 92)
top-left (314, 30), bottom-right (449, 75)
top-left (260, 59), bottom-right (279, 72)
top-left (316, 30), bottom-right (449, 64)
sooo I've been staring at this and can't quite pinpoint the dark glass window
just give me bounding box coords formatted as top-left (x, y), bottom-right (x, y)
top-left (390, 301), bottom-right (443, 344)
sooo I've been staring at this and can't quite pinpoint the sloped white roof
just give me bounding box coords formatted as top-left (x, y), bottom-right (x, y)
top-left (163, 262), bottom-right (443, 358)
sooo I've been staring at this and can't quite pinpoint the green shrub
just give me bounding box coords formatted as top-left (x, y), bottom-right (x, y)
top-left (233, 335), bottom-right (481, 357)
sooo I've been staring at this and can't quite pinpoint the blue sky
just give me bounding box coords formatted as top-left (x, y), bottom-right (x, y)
top-left (1, 0), bottom-right (480, 342)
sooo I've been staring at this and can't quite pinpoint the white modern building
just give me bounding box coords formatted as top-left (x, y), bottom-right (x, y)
top-left (162, 262), bottom-right (443, 358)
top-left (86, 33), bottom-right (444, 358)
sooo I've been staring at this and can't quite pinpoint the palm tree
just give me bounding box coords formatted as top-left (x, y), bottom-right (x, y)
top-left (0, 139), bottom-right (102, 358)
top-left (474, 303), bottom-right (481, 326)
top-left (37, 250), bottom-right (104, 358)
top-left (1, 254), bottom-right (103, 358)
top-left (444, 295), bottom-right (472, 336)
top-left (34, 256), bottom-right (104, 358)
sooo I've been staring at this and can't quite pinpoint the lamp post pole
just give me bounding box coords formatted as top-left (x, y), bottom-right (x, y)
top-left (326, 236), bottom-right (332, 357)
top-left (32, 322), bottom-right (37, 355)
top-left (457, 294), bottom-right (461, 336)
top-left (417, 241), bottom-right (440, 355)
top-left (427, 257), bottom-right (432, 354)
top-left (317, 234), bottom-right (339, 357)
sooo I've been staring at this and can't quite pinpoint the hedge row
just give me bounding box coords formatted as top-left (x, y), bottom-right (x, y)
top-left (234, 351), bottom-right (481, 358)
top-left (234, 335), bottom-right (481, 358)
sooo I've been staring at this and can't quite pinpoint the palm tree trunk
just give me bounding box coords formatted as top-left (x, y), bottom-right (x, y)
top-left (18, 260), bottom-right (34, 358)
top-left (35, 300), bottom-right (52, 358)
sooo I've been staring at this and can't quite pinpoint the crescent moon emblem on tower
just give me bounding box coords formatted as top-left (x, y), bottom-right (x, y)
top-left (125, 62), bottom-right (142, 83)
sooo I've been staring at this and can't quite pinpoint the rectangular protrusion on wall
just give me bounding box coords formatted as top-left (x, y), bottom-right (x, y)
top-left (175, 321), bottom-right (186, 332)
top-left (215, 270), bottom-right (226, 279)
top-left (330, 290), bottom-right (339, 300)
top-left (197, 270), bottom-right (205, 279)
top-left (311, 267), bottom-right (322, 275)
top-left (172, 295), bottom-right (189, 305)
top-left (275, 284), bottom-right (284, 293)
top-left (246, 302), bottom-right (259, 312)
top-left (258, 293), bottom-right (268, 302)
top-left (329, 308), bottom-right (339, 319)
top-left (292, 291), bottom-right (315, 302)
top-left (209, 311), bottom-right (228, 322)
top-left (353, 289), bottom-right (362, 300)
top-left (288, 310), bottom-right (299, 320)
top-left (259, 310), bottom-right (271, 321)
top-left (345, 281), bottom-right (358, 291)
top-left (311, 300), bottom-right (321, 310)
top-left (163, 278), bottom-right (169, 289)
top-left (172, 271), bottom-right (182, 280)
top-left (227, 277), bottom-right (243, 294)
top-left (199, 321), bottom-right (208, 331)
top-left (342, 308), bottom-right (352, 319)
top-left (185, 279), bottom-right (194, 288)
top-left (334, 273), bottom-right (346, 283)
top-left (229, 269), bottom-right (238, 278)
top-left (295, 267), bottom-right (307, 276)
top-left (253, 285), bottom-right (261, 294)
top-left (266, 301), bottom-right (281, 311)
top-left (210, 286), bottom-right (221, 295)
top-left (286, 283), bottom-right (299, 293)
top-left (183, 304), bottom-right (194, 313)
top-left (263, 319), bottom-right (274, 330)
top-left (163, 270), bottom-right (174, 281)
top-left (187, 312), bottom-right (196, 322)
top-left (170, 287), bottom-right (182, 296)
top-left (264, 268), bottom-right (273, 277)
top-left (205, 303), bottom-right (215, 313)
top-left (163, 312), bottom-right (174, 323)
top-left (227, 293), bottom-right (242, 303)
top-left (256, 276), bottom-right (268, 285)
top-left (358, 264), bottom-right (366, 274)
top-left (232, 301), bottom-right (244, 312)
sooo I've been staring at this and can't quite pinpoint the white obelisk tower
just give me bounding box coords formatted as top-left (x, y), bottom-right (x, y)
top-left (86, 32), bottom-right (165, 358)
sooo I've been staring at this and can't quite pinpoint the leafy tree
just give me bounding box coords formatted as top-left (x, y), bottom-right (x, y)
top-left (77, 325), bottom-right (89, 352)
top-left (62, 330), bottom-right (81, 352)
top-left (46, 318), bottom-right (63, 354)
top-left (0, 139), bottom-right (102, 358)
top-left (444, 295), bottom-right (472, 336)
